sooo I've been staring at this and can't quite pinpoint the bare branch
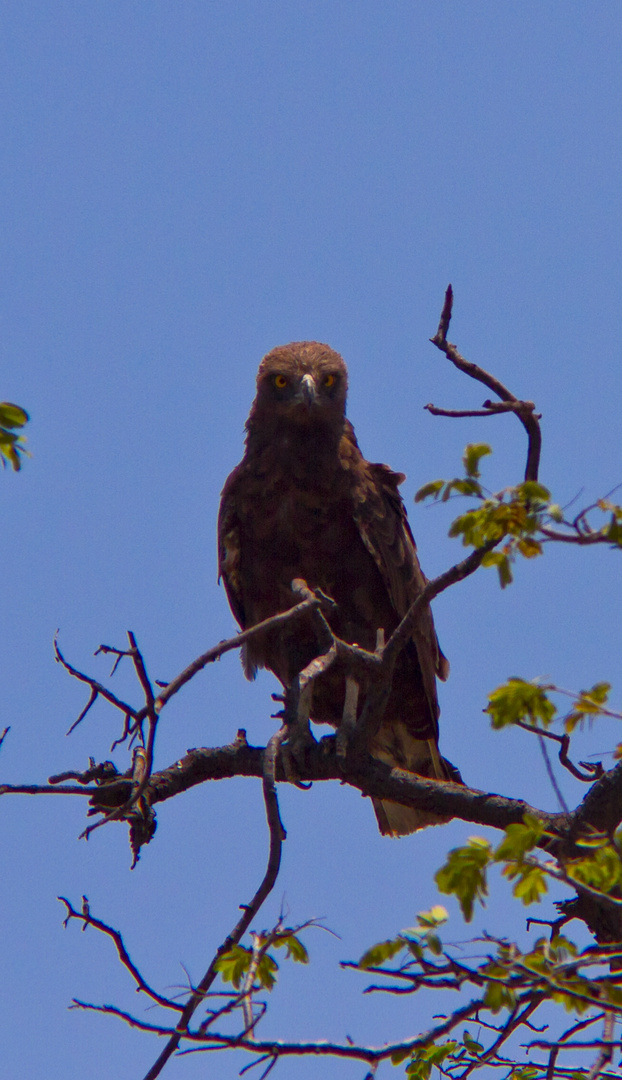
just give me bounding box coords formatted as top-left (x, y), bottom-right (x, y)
top-left (151, 593), bottom-right (331, 716)
top-left (141, 726), bottom-right (287, 1080)
top-left (55, 636), bottom-right (138, 723)
top-left (78, 634), bottom-right (161, 844)
top-left (514, 720), bottom-right (604, 783)
top-left (429, 284), bottom-right (542, 482)
top-left (83, 733), bottom-right (564, 841)
top-left (66, 687), bottom-right (99, 736)
top-left (0, 782), bottom-right (99, 797)
top-left (58, 897), bottom-right (183, 1012)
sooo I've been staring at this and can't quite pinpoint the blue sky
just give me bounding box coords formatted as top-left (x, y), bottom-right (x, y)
top-left (1, 3), bottom-right (622, 1078)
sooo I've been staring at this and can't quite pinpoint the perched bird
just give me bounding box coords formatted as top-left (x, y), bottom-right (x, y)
top-left (218, 342), bottom-right (459, 835)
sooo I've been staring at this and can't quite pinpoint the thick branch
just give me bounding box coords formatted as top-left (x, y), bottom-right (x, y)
top-left (86, 734), bottom-right (565, 843)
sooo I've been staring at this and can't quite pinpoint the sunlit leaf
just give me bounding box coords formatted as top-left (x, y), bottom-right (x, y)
top-left (494, 815), bottom-right (544, 862)
top-left (273, 930), bottom-right (309, 963)
top-left (0, 402), bottom-right (29, 428)
top-left (215, 944), bottom-right (252, 989)
top-left (463, 443), bottom-right (492, 478)
top-left (414, 479), bottom-right (445, 502)
top-left (486, 678), bottom-right (556, 729)
top-left (435, 838), bottom-right (491, 921)
top-left (358, 937), bottom-right (406, 969)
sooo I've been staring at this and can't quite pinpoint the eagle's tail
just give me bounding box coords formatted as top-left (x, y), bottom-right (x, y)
top-left (370, 727), bottom-right (462, 837)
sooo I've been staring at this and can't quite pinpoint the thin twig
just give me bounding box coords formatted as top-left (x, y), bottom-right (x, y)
top-left (58, 896), bottom-right (183, 1012)
top-left (514, 720), bottom-right (603, 783)
top-left (537, 732), bottom-right (570, 814)
top-left (55, 637), bottom-right (138, 722)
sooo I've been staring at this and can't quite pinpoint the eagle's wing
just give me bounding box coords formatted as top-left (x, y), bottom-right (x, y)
top-left (350, 459), bottom-right (455, 835)
top-left (352, 459), bottom-right (448, 726)
top-left (217, 465), bottom-right (247, 631)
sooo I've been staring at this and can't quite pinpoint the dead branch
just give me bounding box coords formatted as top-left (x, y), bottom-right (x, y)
top-left (78, 633), bottom-right (161, 846)
top-left (59, 896), bottom-right (183, 1012)
top-left (429, 284), bottom-right (542, 483)
top-left (55, 636), bottom-right (138, 730)
top-left (141, 725), bottom-right (287, 1080)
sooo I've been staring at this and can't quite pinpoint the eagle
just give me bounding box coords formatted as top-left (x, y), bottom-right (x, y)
top-left (218, 341), bottom-right (459, 835)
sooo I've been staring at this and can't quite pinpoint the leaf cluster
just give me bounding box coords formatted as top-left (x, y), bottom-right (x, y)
top-left (358, 906), bottom-right (449, 969)
top-left (434, 816), bottom-right (549, 921)
top-left (416, 443), bottom-right (622, 586)
top-left (214, 926), bottom-right (309, 992)
top-left (357, 901), bottom-right (622, 1077)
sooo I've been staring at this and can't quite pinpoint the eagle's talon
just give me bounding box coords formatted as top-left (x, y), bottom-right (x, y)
top-left (282, 726), bottom-right (315, 788)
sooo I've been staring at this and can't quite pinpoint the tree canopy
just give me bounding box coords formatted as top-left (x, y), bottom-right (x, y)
top-left (4, 292), bottom-right (622, 1080)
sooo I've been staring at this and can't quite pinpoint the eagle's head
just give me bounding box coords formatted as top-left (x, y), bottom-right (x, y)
top-left (249, 342), bottom-right (348, 430)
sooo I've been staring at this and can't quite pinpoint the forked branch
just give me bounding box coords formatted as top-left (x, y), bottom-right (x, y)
top-left (429, 284), bottom-right (542, 482)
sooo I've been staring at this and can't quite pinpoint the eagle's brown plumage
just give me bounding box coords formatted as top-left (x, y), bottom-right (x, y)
top-left (218, 342), bottom-right (459, 835)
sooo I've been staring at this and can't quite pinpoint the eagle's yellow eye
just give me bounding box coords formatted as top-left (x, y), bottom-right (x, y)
top-left (323, 374), bottom-right (336, 388)
top-left (274, 374), bottom-right (288, 389)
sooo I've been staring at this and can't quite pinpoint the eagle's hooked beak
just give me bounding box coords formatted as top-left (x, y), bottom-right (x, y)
top-left (299, 373), bottom-right (317, 408)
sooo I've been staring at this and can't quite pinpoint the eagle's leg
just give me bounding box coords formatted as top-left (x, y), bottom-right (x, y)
top-left (427, 738), bottom-right (446, 780)
top-left (336, 677), bottom-right (359, 757)
top-left (282, 677), bottom-right (315, 781)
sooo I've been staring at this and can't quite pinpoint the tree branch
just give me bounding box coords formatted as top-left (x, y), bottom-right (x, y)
top-left (141, 725), bottom-right (287, 1080)
top-left (429, 284), bottom-right (542, 482)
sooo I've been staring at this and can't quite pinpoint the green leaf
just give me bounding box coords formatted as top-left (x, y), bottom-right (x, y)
top-left (435, 838), bottom-right (492, 922)
top-left (358, 937), bottom-right (406, 969)
top-left (483, 979), bottom-right (517, 1013)
top-left (607, 515), bottom-right (622, 546)
top-left (486, 678), bottom-right (556, 729)
top-left (566, 844), bottom-right (622, 894)
top-left (564, 682), bottom-right (611, 732)
top-left (415, 905), bottom-right (448, 929)
top-left (511, 865), bottom-right (548, 905)
top-left (463, 443), bottom-right (492, 478)
top-left (0, 401), bottom-right (29, 471)
top-left (462, 1031), bottom-right (484, 1054)
top-left (481, 549), bottom-right (514, 587)
top-left (515, 480), bottom-right (551, 505)
top-left (517, 537), bottom-right (542, 558)
top-left (390, 1046), bottom-right (412, 1065)
top-left (405, 1042), bottom-right (458, 1078)
top-left (272, 930), bottom-right (309, 963)
top-left (255, 951), bottom-right (279, 990)
top-left (448, 477), bottom-right (484, 498)
top-left (415, 480), bottom-right (445, 502)
top-left (0, 402), bottom-right (29, 428)
top-left (494, 815), bottom-right (544, 862)
top-left (215, 944), bottom-right (253, 988)
top-left (426, 933), bottom-right (442, 956)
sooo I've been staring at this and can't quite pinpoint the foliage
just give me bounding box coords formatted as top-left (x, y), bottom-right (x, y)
top-left (416, 443), bottom-right (622, 587)
top-left (0, 401), bottom-right (29, 471)
top-left (214, 926), bottom-right (309, 992)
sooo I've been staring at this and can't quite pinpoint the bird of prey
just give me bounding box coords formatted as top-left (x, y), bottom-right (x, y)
top-left (218, 341), bottom-right (458, 835)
